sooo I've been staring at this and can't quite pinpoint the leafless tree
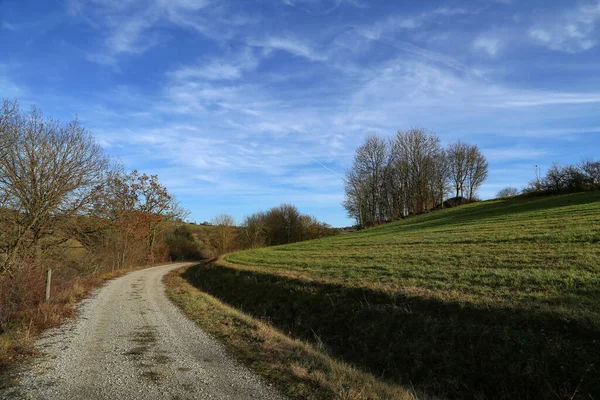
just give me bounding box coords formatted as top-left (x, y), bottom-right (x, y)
top-left (240, 212), bottom-right (267, 249)
top-left (465, 145), bottom-right (488, 201)
top-left (496, 187), bottom-right (519, 198)
top-left (0, 102), bottom-right (107, 274)
top-left (212, 213), bottom-right (236, 254)
top-left (392, 128), bottom-right (443, 214)
top-left (447, 141), bottom-right (488, 201)
top-left (447, 141), bottom-right (470, 199)
top-left (581, 159), bottom-right (600, 186)
top-left (343, 129), bottom-right (489, 227)
top-left (431, 148), bottom-right (450, 208)
top-left (351, 135), bottom-right (388, 226)
top-left (343, 169), bottom-right (367, 227)
top-left (544, 163), bottom-right (567, 193)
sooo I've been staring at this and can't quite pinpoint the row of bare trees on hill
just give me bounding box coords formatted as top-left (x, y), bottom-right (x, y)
top-left (343, 128), bottom-right (488, 227)
top-left (0, 99), bottom-right (186, 278)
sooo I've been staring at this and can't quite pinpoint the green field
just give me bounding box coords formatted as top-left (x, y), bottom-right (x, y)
top-left (184, 192), bottom-right (600, 399)
top-left (225, 192), bottom-right (600, 320)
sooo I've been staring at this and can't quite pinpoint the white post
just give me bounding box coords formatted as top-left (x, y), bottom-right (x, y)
top-left (45, 268), bottom-right (52, 302)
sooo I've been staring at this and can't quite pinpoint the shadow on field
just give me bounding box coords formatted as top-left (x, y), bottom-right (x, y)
top-left (182, 263), bottom-right (599, 400)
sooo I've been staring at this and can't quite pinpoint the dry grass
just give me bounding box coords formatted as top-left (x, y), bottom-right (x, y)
top-left (165, 267), bottom-right (427, 400)
top-left (0, 263), bottom-right (157, 386)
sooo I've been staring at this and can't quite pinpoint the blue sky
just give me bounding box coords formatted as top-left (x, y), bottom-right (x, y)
top-left (1, 0), bottom-right (599, 227)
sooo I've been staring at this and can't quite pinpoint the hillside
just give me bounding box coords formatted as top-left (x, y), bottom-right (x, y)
top-left (225, 192), bottom-right (600, 321)
top-left (181, 192), bottom-right (600, 399)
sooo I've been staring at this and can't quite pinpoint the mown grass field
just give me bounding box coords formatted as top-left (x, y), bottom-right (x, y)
top-left (180, 192), bottom-right (600, 399)
top-left (225, 192), bottom-right (600, 323)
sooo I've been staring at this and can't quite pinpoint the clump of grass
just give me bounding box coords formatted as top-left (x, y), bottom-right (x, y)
top-left (165, 269), bottom-right (422, 400)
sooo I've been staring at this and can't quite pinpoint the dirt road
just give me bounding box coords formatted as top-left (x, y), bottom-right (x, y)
top-left (2, 263), bottom-right (282, 400)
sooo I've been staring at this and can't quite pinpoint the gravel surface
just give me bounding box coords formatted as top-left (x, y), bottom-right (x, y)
top-left (1, 263), bottom-right (283, 400)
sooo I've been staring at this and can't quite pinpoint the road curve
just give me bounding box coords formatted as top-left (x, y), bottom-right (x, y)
top-left (2, 263), bottom-right (282, 400)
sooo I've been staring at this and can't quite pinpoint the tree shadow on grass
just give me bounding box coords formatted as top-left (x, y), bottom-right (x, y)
top-left (183, 263), bottom-right (599, 400)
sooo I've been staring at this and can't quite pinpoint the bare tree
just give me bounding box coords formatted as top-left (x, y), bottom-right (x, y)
top-left (135, 172), bottom-right (188, 264)
top-left (581, 159), bottom-right (600, 186)
top-left (496, 187), bottom-right (519, 198)
top-left (343, 169), bottom-right (367, 227)
top-left (544, 163), bottom-right (567, 193)
top-left (447, 141), bottom-right (488, 201)
top-left (240, 206), bottom-right (336, 248)
top-left (447, 141), bottom-right (470, 199)
top-left (465, 145), bottom-right (488, 201)
top-left (212, 213), bottom-right (236, 254)
top-left (343, 130), bottom-right (489, 226)
top-left (94, 168), bottom-right (187, 266)
top-left (392, 128), bottom-right (443, 214)
top-left (352, 135), bottom-right (388, 225)
top-left (240, 212), bottom-right (267, 249)
top-left (0, 100), bottom-right (19, 164)
top-left (431, 148), bottom-right (450, 208)
top-left (0, 103), bottom-right (107, 274)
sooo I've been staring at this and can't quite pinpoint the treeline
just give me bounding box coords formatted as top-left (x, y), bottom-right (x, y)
top-left (240, 204), bottom-right (338, 248)
top-left (200, 204), bottom-right (339, 255)
top-left (497, 159), bottom-right (600, 198)
top-left (0, 100), bottom-right (184, 337)
top-left (528, 159), bottom-right (600, 194)
top-left (344, 128), bottom-right (488, 227)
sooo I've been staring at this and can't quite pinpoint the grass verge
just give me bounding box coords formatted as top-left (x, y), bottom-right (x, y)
top-left (164, 266), bottom-right (426, 400)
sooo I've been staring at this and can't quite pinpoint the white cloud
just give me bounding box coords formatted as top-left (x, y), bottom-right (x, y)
top-left (473, 35), bottom-right (502, 57)
top-left (170, 49), bottom-right (259, 81)
top-left (529, 0), bottom-right (600, 53)
top-left (69, 0), bottom-right (252, 64)
top-left (249, 36), bottom-right (327, 61)
top-left (359, 7), bottom-right (469, 39)
top-left (281, 0), bottom-right (366, 13)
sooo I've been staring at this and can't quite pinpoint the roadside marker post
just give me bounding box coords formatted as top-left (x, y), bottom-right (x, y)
top-left (45, 268), bottom-right (52, 302)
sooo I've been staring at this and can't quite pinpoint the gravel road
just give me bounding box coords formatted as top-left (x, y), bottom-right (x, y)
top-left (1, 263), bottom-right (283, 400)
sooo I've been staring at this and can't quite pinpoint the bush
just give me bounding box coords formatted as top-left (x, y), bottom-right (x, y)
top-left (496, 187), bottom-right (519, 198)
top-left (165, 225), bottom-right (204, 261)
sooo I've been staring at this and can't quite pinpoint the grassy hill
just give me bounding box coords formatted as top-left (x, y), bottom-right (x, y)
top-left (181, 192), bottom-right (600, 399)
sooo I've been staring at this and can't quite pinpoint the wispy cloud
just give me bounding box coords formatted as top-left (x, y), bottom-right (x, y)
top-left (1, 21), bottom-right (17, 31)
top-left (282, 0), bottom-right (366, 13)
top-left (7, 0), bottom-right (600, 225)
top-left (473, 35), bottom-right (502, 57)
top-left (170, 49), bottom-right (259, 81)
top-left (68, 0), bottom-right (249, 64)
top-left (529, 0), bottom-right (600, 53)
top-left (249, 36), bottom-right (327, 61)
top-left (358, 6), bottom-right (469, 40)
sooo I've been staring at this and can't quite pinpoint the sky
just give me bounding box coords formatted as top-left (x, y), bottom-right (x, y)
top-left (1, 0), bottom-right (599, 227)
